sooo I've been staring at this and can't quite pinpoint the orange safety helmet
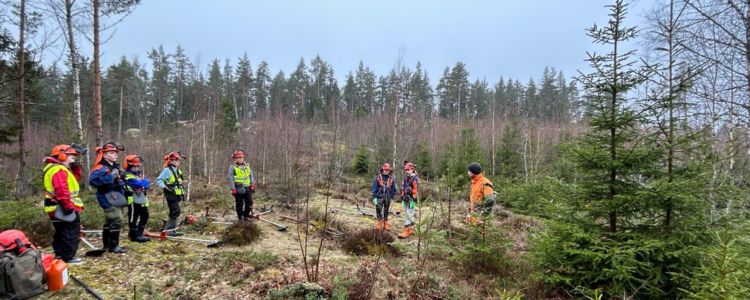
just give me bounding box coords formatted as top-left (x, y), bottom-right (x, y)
top-left (50, 144), bottom-right (81, 162)
top-left (381, 163), bottom-right (392, 173)
top-left (232, 150), bottom-right (245, 159)
top-left (163, 151), bottom-right (186, 167)
top-left (123, 155), bottom-right (143, 169)
top-left (94, 142), bottom-right (123, 166)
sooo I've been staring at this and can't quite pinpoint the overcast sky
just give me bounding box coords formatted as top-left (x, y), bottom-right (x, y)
top-left (72, 0), bottom-right (651, 85)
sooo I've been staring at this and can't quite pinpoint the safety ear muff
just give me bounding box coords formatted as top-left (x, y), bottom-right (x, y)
top-left (57, 153), bottom-right (67, 162)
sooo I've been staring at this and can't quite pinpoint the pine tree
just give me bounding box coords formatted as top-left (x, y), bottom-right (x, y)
top-left (351, 144), bottom-right (371, 175)
top-left (531, 1), bottom-right (690, 297)
top-left (219, 95), bottom-right (239, 144)
top-left (254, 61), bottom-right (271, 116)
top-left (235, 53), bottom-right (253, 118)
top-left (413, 142), bottom-right (433, 179)
top-left (268, 71), bottom-right (287, 116)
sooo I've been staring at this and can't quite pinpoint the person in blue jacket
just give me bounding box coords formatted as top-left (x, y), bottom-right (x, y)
top-left (123, 155), bottom-right (151, 242)
top-left (371, 162), bottom-right (397, 231)
top-left (88, 142), bottom-right (128, 254)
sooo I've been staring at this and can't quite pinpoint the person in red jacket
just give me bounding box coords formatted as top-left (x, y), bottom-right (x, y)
top-left (42, 144), bottom-right (85, 264)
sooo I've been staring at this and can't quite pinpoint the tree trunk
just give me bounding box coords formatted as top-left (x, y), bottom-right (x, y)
top-left (117, 83), bottom-right (124, 141)
top-left (92, 0), bottom-right (103, 146)
top-left (65, 0), bottom-right (88, 173)
top-left (16, 0), bottom-right (26, 197)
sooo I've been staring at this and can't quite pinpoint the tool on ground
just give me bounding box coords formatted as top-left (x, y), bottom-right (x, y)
top-left (70, 274), bottom-right (105, 300)
top-left (144, 220), bottom-right (220, 247)
top-left (79, 237), bottom-right (107, 257)
top-left (357, 203), bottom-right (401, 218)
top-left (256, 210), bottom-right (288, 231)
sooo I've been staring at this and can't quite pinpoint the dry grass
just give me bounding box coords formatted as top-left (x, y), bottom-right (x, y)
top-left (220, 220), bottom-right (263, 246)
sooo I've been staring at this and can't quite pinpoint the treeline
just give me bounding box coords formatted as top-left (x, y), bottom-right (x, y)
top-left (1, 49), bottom-right (578, 136)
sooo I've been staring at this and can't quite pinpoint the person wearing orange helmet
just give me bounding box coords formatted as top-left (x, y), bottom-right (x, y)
top-left (123, 155), bottom-right (151, 242)
top-left (43, 144), bottom-right (85, 264)
top-left (398, 162), bottom-right (420, 239)
top-left (228, 150), bottom-right (255, 221)
top-left (155, 151), bottom-right (186, 236)
top-left (88, 142), bottom-right (128, 254)
top-left (371, 162), bottom-right (397, 230)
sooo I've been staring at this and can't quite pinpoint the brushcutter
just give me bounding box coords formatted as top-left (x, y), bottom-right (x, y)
top-left (143, 220), bottom-right (221, 247)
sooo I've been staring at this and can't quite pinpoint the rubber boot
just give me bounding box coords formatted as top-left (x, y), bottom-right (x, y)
top-left (108, 231), bottom-right (128, 254)
top-left (128, 228), bottom-right (138, 242)
top-left (398, 226), bottom-right (410, 239)
top-left (101, 228), bottom-right (111, 249)
top-left (134, 226), bottom-right (149, 243)
top-left (384, 220), bottom-right (391, 231)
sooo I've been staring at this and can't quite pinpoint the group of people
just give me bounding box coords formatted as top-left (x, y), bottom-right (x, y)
top-left (42, 140), bottom-right (493, 264)
top-left (370, 161), bottom-right (495, 238)
top-left (42, 142), bottom-right (255, 265)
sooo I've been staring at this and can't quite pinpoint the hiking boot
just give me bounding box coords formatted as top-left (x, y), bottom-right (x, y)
top-left (374, 220), bottom-right (383, 230)
top-left (66, 257), bottom-right (84, 265)
top-left (384, 221), bottom-right (391, 231)
top-left (408, 225), bottom-right (416, 235)
top-left (398, 227), bottom-right (410, 239)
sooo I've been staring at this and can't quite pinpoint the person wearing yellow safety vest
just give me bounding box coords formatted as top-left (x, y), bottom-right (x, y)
top-left (43, 144), bottom-right (85, 264)
top-left (123, 155), bottom-right (151, 243)
top-left (156, 151), bottom-right (186, 236)
top-left (228, 150), bottom-right (255, 221)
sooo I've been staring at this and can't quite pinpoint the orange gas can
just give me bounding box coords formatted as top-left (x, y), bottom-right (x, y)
top-left (45, 258), bottom-right (68, 291)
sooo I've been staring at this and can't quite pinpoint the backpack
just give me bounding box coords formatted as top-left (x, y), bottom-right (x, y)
top-left (0, 230), bottom-right (47, 300)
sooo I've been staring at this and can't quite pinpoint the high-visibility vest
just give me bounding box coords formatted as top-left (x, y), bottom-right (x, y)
top-left (232, 164), bottom-right (253, 186)
top-left (164, 166), bottom-right (184, 196)
top-left (43, 163), bottom-right (83, 213)
top-left (124, 172), bottom-right (149, 207)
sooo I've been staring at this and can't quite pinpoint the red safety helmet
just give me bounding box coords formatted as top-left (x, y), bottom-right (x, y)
top-left (96, 142), bottom-right (124, 153)
top-left (232, 150), bottom-right (245, 159)
top-left (123, 155), bottom-right (143, 169)
top-left (50, 144), bottom-right (81, 162)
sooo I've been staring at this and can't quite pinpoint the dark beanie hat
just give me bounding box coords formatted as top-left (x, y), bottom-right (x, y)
top-left (468, 162), bottom-right (482, 175)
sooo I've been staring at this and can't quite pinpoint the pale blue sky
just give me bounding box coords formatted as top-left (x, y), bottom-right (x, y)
top-left (88, 0), bottom-right (651, 84)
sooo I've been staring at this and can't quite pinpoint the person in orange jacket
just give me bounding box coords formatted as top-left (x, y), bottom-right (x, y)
top-left (398, 162), bottom-right (419, 238)
top-left (42, 144), bottom-right (85, 264)
top-left (465, 162), bottom-right (496, 225)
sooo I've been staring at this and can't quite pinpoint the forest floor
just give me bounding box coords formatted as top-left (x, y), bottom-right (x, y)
top-left (31, 177), bottom-right (545, 300)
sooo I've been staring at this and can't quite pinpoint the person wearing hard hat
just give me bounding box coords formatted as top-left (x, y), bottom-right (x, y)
top-left (398, 162), bottom-right (419, 239)
top-left (371, 162), bottom-right (397, 230)
top-left (88, 142), bottom-right (128, 254)
top-left (123, 155), bottom-right (151, 242)
top-left (228, 150), bottom-right (255, 221)
top-left (465, 162), bottom-right (496, 225)
top-left (43, 144), bottom-right (85, 264)
top-left (155, 151), bottom-right (186, 236)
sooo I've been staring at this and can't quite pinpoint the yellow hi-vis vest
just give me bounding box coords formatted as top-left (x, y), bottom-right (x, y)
top-left (232, 164), bottom-right (252, 186)
top-left (124, 173), bottom-right (149, 207)
top-left (165, 166), bottom-right (184, 196)
top-left (43, 163), bottom-right (83, 213)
